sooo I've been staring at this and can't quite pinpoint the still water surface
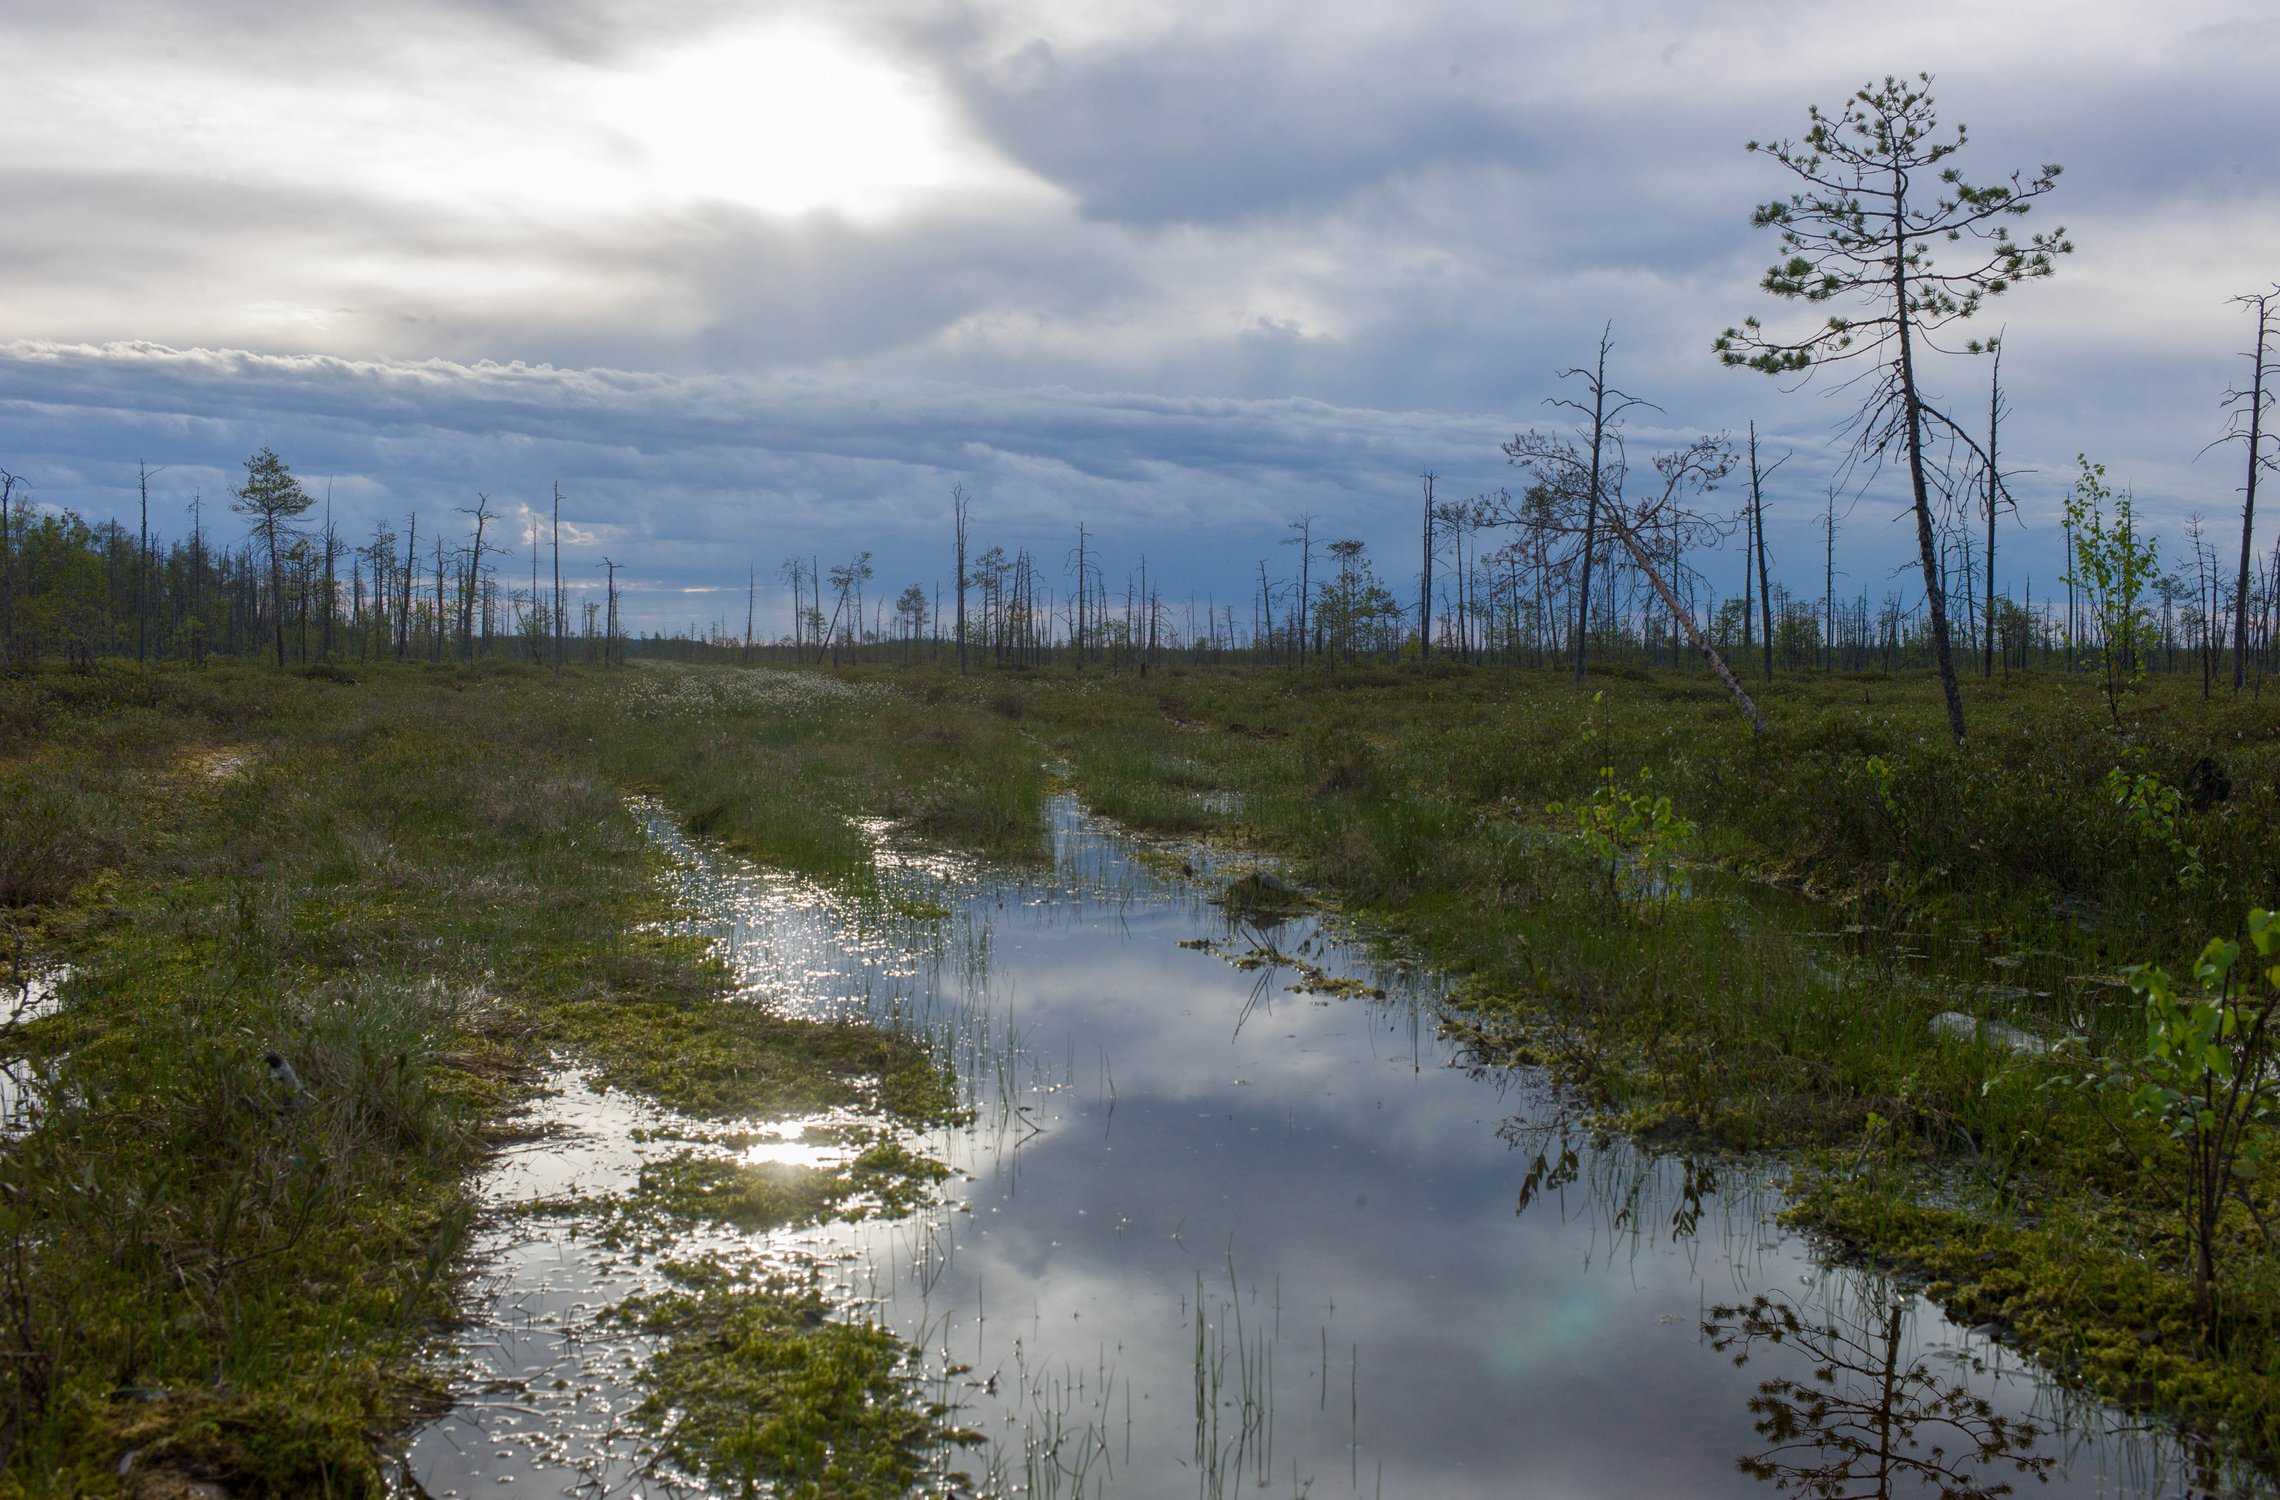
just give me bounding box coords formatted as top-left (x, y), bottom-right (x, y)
top-left (406, 796), bottom-right (2240, 1497)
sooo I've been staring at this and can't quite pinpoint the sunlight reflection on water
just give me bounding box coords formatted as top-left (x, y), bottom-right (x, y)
top-left (402, 795), bottom-right (2250, 1498)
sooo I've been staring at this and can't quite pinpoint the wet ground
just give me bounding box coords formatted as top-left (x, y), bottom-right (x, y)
top-left (1, 963), bottom-right (69, 1138)
top-left (404, 796), bottom-right (2248, 1498)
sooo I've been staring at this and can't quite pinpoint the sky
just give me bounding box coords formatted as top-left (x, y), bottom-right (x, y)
top-left (4, 0), bottom-right (2277, 637)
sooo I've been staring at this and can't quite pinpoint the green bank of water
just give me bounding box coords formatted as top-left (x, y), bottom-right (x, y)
top-left (405, 795), bottom-right (2249, 1497)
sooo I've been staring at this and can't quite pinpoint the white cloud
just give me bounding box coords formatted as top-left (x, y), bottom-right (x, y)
top-left (3, 0), bottom-right (2276, 631)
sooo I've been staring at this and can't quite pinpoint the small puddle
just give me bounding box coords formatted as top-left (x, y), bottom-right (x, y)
top-left (1, 964), bottom-right (72, 1137)
top-left (405, 796), bottom-right (2249, 1497)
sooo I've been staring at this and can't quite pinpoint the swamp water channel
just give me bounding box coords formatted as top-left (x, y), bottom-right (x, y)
top-left (404, 796), bottom-right (2245, 1498)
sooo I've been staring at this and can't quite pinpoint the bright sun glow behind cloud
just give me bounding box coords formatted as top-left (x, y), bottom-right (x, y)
top-left (9, 20), bottom-right (1033, 236)
top-left (606, 29), bottom-right (1006, 218)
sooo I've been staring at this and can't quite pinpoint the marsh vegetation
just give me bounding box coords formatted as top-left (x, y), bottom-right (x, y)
top-left (2, 653), bottom-right (2277, 1497)
top-left (1, 72), bottom-right (2276, 1500)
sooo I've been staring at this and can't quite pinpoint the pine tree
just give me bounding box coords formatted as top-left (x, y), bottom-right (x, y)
top-left (229, 447), bottom-right (314, 668)
top-left (1716, 74), bottom-right (2069, 742)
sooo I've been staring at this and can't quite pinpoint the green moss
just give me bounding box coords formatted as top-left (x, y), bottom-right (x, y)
top-left (1790, 1169), bottom-right (2280, 1470)
top-left (846, 1135), bottom-right (955, 1203)
top-left (565, 1136), bottom-right (949, 1249)
top-left (542, 985), bottom-right (959, 1125)
top-left (612, 1261), bottom-right (977, 1497)
top-left (0, 662), bottom-right (1004, 1493)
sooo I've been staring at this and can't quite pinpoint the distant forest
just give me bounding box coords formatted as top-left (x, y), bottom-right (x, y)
top-left (7, 77), bottom-right (2275, 739)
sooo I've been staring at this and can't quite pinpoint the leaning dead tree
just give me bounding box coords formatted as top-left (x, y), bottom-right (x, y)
top-left (1500, 424), bottom-right (1768, 734)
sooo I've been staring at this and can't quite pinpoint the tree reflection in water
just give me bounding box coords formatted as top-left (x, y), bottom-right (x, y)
top-left (1703, 1290), bottom-right (2056, 1498)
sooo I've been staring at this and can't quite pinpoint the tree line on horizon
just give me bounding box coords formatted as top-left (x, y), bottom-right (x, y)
top-left (2, 77), bottom-right (2272, 732)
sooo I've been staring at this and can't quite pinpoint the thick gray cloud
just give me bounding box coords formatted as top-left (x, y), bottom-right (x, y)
top-left (0, 340), bottom-right (1535, 631)
top-left (3, 0), bottom-right (2276, 635)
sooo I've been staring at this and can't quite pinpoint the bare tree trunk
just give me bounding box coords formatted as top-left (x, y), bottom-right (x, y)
top-left (1073, 523), bottom-right (1087, 668)
top-left (2235, 294), bottom-right (2271, 691)
top-left (1570, 331), bottom-right (1620, 684)
top-left (265, 517), bottom-right (287, 668)
top-left (398, 514), bottom-right (416, 660)
top-left (1294, 520), bottom-right (1311, 666)
top-left (0, 472), bottom-right (15, 660)
top-left (1894, 214), bottom-right (1968, 742)
top-left (458, 495), bottom-right (492, 662)
top-left (1824, 491), bottom-right (1837, 674)
top-left (551, 482), bottom-right (565, 669)
top-left (137, 461), bottom-right (151, 663)
top-left (952, 486), bottom-right (970, 675)
top-left (432, 534), bottom-right (446, 662)
top-left (1600, 504), bottom-right (1767, 733)
top-left (1741, 491), bottom-right (1754, 661)
top-left (1984, 343), bottom-right (2004, 678)
top-left (1750, 423), bottom-right (1774, 682)
top-left (1418, 473), bottom-right (1434, 660)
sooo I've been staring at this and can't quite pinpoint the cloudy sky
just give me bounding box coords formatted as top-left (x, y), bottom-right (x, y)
top-left (5, 0), bottom-right (2276, 635)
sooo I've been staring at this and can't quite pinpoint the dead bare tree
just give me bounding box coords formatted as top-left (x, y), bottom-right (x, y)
top-left (430, 531), bottom-right (446, 662)
top-left (319, 482), bottom-right (338, 660)
top-left (1744, 423), bottom-right (1786, 682)
top-left (779, 556), bottom-right (808, 660)
top-left (456, 493), bottom-right (495, 663)
top-left (1282, 516), bottom-right (1315, 664)
top-left (951, 484), bottom-right (971, 674)
top-left (600, 556), bottom-right (621, 666)
top-left (1978, 337), bottom-right (2023, 678)
top-left (186, 489), bottom-right (207, 665)
top-left (2208, 288), bottom-right (2279, 691)
top-left (1502, 424), bottom-right (1767, 732)
top-left (1549, 323), bottom-right (1656, 683)
top-left (397, 513), bottom-right (417, 659)
top-left (550, 482), bottom-right (565, 669)
top-left (1431, 492), bottom-right (1475, 658)
top-left (0, 469), bottom-right (20, 660)
top-left (135, 460), bottom-right (169, 663)
top-left (1418, 471), bottom-right (1436, 660)
top-left (1067, 523), bottom-right (1093, 668)
top-left (1255, 558), bottom-right (1279, 665)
